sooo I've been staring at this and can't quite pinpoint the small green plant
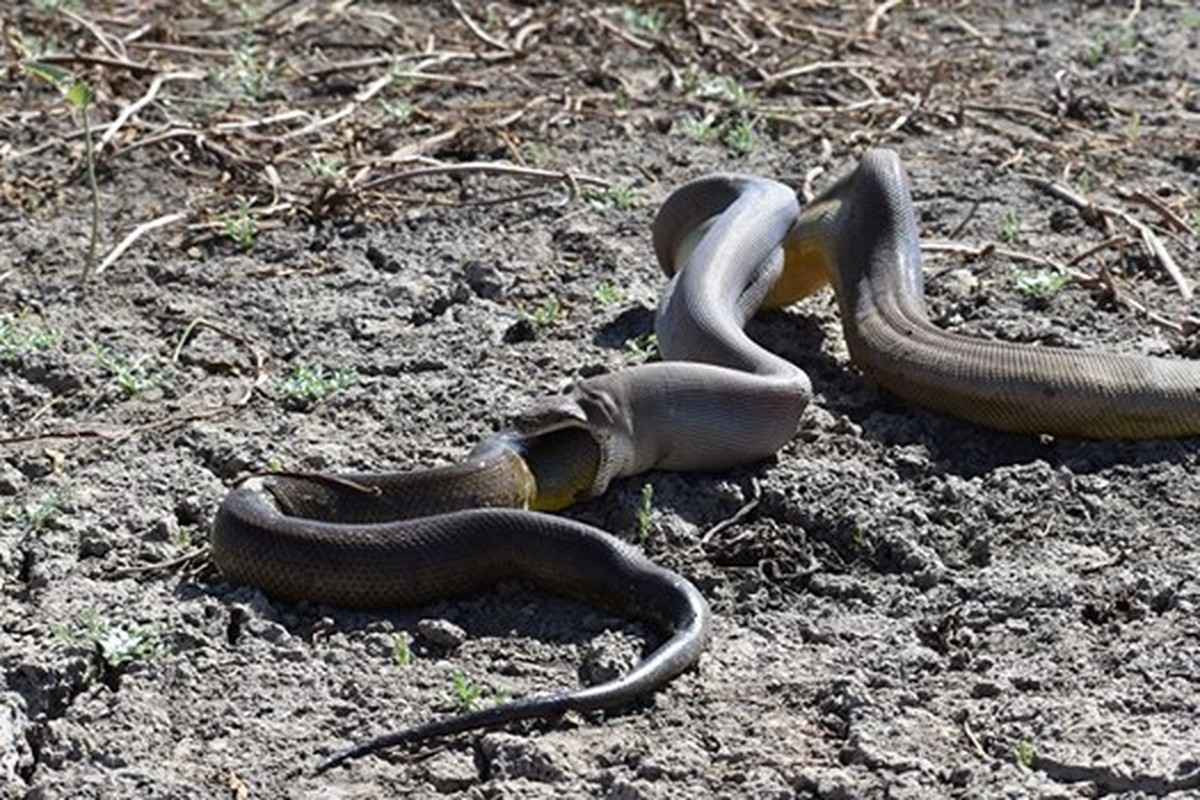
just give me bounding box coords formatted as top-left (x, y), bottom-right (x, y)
top-left (16, 489), bottom-right (64, 532)
top-left (625, 332), bottom-right (659, 362)
top-left (999, 209), bottom-right (1022, 244)
top-left (1013, 739), bottom-right (1037, 769)
top-left (594, 282), bottom-right (628, 306)
top-left (519, 295), bottom-right (562, 328)
top-left (1184, 9), bottom-right (1200, 31)
top-left (25, 63), bottom-right (100, 280)
top-left (222, 46), bottom-right (278, 100)
top-left (1191, 211), bottom-right (1200, 236)
top-left (381, 99), bottom-right (416, 124)
top-left (723, 117), bottom-right (758, 156)
top-left (851, 523), bottom-right (871, 553)
top-left (450, 671), bottom-right (486, 712)
top-left (222, 195), bottom-right (258, 250)
top-left (1012, 268), bottom-right (1071, 297)
top-left (307, 155), bottom-right (347, 182)
top-left (54, 611), bottom-right (163, 670)
top-left (277, 365), bottom-right (357, 405)
top-left (621, 5), bottom-right (666, 35)
top-left (392, 633), bottom-right (412, 669)
top-left (89, 342), bottom-right (161, 397)
top-left (0, 314), bottom-right (56, 362)
top-left (636, 483), bottom-right (654, 546)
top-left (680, 115), bottom-right (719, 143)
top-left (1075, 171), bottom-right (1093, 198)
top-left (1080, 35), bottom-right (1107, 67)
top-left (265, 456), bottom-right (285, 472)
top-left (1125, 110), bottom-right (1141, 142)
top-left (589, 184), bottom-right (639, 211)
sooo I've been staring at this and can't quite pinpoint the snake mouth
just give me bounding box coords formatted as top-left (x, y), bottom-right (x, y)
top-left (501, 424), bottom-right (602, 512)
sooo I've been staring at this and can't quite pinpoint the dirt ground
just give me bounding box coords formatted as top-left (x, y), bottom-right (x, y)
top-left (2, 2), bottom-right (1198, 798)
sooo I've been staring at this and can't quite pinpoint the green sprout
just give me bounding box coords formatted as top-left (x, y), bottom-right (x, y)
top-left (381, 99), bottom-right (416, 124)
top-left (222, 195), bottom-right (258, 250)
top-left (1012, 269), bottom-right (1072, 298)
top-left (277, 365), bottom-right (357, 406)
top-left (11, 488), bottom-right (65, 532)
top-left (54, 611), bottom-right (163, 670)
top-left (680, 115), bottom-right (719, 143)
top-left (0, 314), bottom-right (57, 362)
top-left (89, 342), bottom-right (161, 397)
top-left (723, 117), bottom-right (758, 156)
top-left (999, 209), bottom-right (1022, 244)
top-left (451, 671), bottom-right (485, 712)
top-left (636, 483), bottom-right (654, 546)
top-left (392, 633), bottom-right (412, 669)
top-left (24, 63), bottom-right (101, 280)
top-left (625, 332), bottom-right (659, 362)
top-left (594, 282), bottom-right (628, 306)
top-left (519, 295), bottom-right (562, 328)
top-left (621, 6), bottom-right (666, 35)
top-left (1013, 740), bottom-right (1037, 769)
top-left (589, 184), bottom-right (639, 211)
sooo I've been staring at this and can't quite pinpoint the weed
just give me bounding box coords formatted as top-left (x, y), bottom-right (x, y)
top-left (381, 99), bottom-right (416, 124)
top-left (15, 489), bottom-right (64, 532)
top-left (1075, 171), bottom-right (1093, 198)
top-left (723, 117), bottom-right (758, 156)
top-left (1184, 9), bottom-right (1200, 31)
top-left (680, 115), bottom-right (719, 143)
top-left (24, 63), bottom-right (100, 280)
top-left (307, 155), bottom-right (347, 182)
top-left (589, 184), bottom-right (639, 211)
top-left (277, 365), bottom-right (357, 406)
top-left (451, 671), bottom-right (485, 712)
top-left (392, 633), bottom-right (412, 669)
top-left (89, 342), bottom-right (159, 397)
top-left (1012, 269), bottom-right (1071, 297)
top-left (0, 314), bottom-right (56, 362)
top-left (265, 456), bottom-right (285, 472)
top-left (625, 332), bottom-right (659, 362)
top-left (1192, 212), bottom-right (1200, 236)
top-left (621, 6), bottom-right (665, 35)
top-left (222, 195), bottom-right (258, 250)
top-left (1080, 35), bottom-right (1107, 67)
top-left (636, 483), bottom-right (654, 546)
top-left (999, 209), bottom-right (1022, 244)
top-left (594, 282), bottom-right (628, 306)
top-left (851, 523), bottom-right (871, 553)
top-left (54, 611), bottom-right (163, 670)
top-left (1013, 739), bottom-right (1037, 769)
top-left (519, 295), bottom-right (562, 328)
top-left (223, 47), bottom-right (278, 100)
top-left (1126, 111), bottom-right (1141, 142)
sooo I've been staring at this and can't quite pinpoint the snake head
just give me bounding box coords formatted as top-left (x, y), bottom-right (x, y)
top-left (507, 384), bottom-right (636, 510)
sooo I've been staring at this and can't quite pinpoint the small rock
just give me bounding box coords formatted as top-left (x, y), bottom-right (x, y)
top-left (417, 618), bottom-right (467, 649)
top-left (423, 748), bottom-right (478, 791)
top-left (463, 261), bottom-right (506, 300)
top-left (580, 631), bottom-right (639, 686)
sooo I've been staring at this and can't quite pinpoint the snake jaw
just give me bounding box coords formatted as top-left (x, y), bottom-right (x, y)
top-left (510, 386), bottom-right (634, 505)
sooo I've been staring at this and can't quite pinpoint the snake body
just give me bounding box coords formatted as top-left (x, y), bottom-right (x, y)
top-left (789, 149), bottom-right (1200, 438)
top-left (212, 148), bottom-right (1200, 770)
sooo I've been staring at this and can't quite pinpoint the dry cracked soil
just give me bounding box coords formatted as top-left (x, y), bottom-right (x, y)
top-left (1, 2), bottom-right (1199, 798)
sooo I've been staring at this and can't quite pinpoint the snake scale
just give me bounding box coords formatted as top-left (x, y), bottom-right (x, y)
top-left (211, 148), bottom-right (1200, 771)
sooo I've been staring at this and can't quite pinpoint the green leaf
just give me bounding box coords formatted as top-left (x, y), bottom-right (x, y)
top-left (65, 82), bottom-right (93, 109)
top-left (24, 62), bottom-right (75, 90)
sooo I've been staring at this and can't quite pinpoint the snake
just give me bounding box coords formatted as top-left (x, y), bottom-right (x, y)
top-left (212, 147), bottom-right (1200, 771)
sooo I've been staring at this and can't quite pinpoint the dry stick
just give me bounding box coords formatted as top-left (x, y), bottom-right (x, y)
top-left (760, 60), bottom-right (876, 88)
top-left (283, 72), bottom-right (392, 140)
top-left (865, 0), bottom-right (904, 37)
top-left (449, 0), bottom-right (513, 55)
top-left (94, 212), bottom-right (187, 276)
top-left (62, 8), bottom-right (129, 62)
top-left (923, 240), bottom-right (1186, 336)
top-left (96, 71), bottom-right (205, 155)
top-left (360, 162), bottom-right (609, 199)
top-left (1020, 174), bottom-right (1193, 300)
top-left (1123, 189), bottom-right (1195, 236)
top-left (33, 52), bottom-right (156, 76)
